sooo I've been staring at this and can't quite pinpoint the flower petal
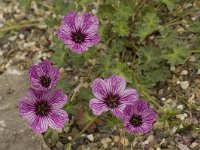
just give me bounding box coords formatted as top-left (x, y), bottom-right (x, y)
top-left (27, 88), bottom-right (42, 101)
top-left (141, 109), bottom-right (156, 123)
top-left (123, 105), bottom-right (135, 120)
top-left (120, 89), bottom-right (139, 105)
top-left (75, 14), bottom-right (84, 30)
top-left (49, 67), bottom-right (60, 85)
top-left (81, 13), bottom-right (99, 35)
top-left (89, 98), bottom-right (109, 115)
top-left (47, 110), bottom-right (69, 130)
top-left (111, 104), bottom-right (126, 119)
top-left (61, 12), bottom-right (77, 32)
top-left (132, 100), bottom-right (149, 115)
top-left (31, 116), bottom-right (48, 133)
top-left (18, 97), bottom-right (36, 122)
top-left (91, 78), bottom-right (109, 100)
top-left (56, 27), bottom-right (72, 42)
top-left (136, 122), bottom-right (153, 134)
top-left (106, 75), bottom-right (126, 95)
top-left (84, 34), bottom-right (100, 47)
top-left (71, 43), bottom-right (88, 53)
top-left (43, 88), bottom-right (68, 108)
top-left (125, 122), bottom-right (137, 134)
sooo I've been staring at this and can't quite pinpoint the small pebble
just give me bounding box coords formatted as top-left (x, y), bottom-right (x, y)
top-left (189, 55), bottom-right (196, 62)
top-left (176, 114), bottom-right (186, 120)
top-left (120, 137), bottom-right (129, 147)
top-left (178, 143), bottom-right (190, 150)
top-left (19, 34), bottom-right (25, 39)
top-left (56, 142), bottom-right (64, 149)
top-left (197, 69), bottom-right (200, 75)
top-left (64, 127), bottom-right (70, 133)
top-left (177, 104), bottom-right (184, 110)
top-left (113, 136), bottom-right (119, 142)
top-left (170, 66), bottom-right (176, 71)
top-left (180, 70), bottom-right (188, 75)
top-left (67, 136), bottom-right (72, 141)
top-left (161, 98), bottom-right (166, 101)
top-left (190, 142), bottom-right (198, 148)
top-left (8, 35), bottom-right (17, 41)
top-left (180, 81), bottom-right (189, 90)
top-left (87, 134), bottom-right (94, 142)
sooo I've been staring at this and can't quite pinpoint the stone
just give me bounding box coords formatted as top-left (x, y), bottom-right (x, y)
top-left (190, 142), bottom-right (198, 148)
top-left (87, 134), bottom-right (94, 142)
top-left (112, 136), bottom-right (120, 142)
top-left (177, 104), bottom-right (184, 110)
top-left (56, 141), bottom-right (64, 149)
top-left (170, 66), bottom-right (176, 71)
top-left (178, 143), bottom-right (190, 150)
top-left (19, 34), bottom-right (25, 39)
top-left (189, 56), bottom-right (196, 62)
top-left (101, 138), bottom-right (112, 149)
top-left (180, 81), bottom-right (189, 90)
top-left (0, 73), bottom-right (50, 150)
top-left (8, 35), bottom-right (17, 41)
top-left (176, 114), bottom-right (187, 120)
top-left (67, 136), bottom-right (72, 141)
top-left (180, 70), bottom-right (188, 75)
top-left (197, 69), bottom-right (200, 75)
top-left (120, 137), bottom-right (129, 147)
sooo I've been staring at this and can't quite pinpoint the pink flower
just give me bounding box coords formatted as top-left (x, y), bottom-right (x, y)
top-left (57, 12), bottom-right (100, 54)
top-left (89, 74), bottom-right (139, 118)
top-left (19, 88), bottom-right (69, 133)
top-left (123, 100), bottom-right (156, 134)
top-left (28, 60), bottom-right (60, 91)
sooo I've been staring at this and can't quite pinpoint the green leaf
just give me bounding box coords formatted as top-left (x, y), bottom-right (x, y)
top-left (162, 44), bottom-right (190, 65)
top-left (143, 67), bottom-right (169, 82)
top-left (78, 0), bottom-right (95, 5)
top-left (57, 79), bottom-right (70, 92)
top-left (51, 48), bottom-right (67, 67)
top-left (77, 87), bottom-right (93, 101)
top-left (137, 47), bottom-right (162, 70)
top-left (19, 0), bottom-right (31, 11)
top-left (115, 4), bottom-right (133, 20)
top-left (156, 28), bottom-right (178, 49)
top-left (98, 4), bottom-right (116, 20)
top-left (51, 130), bottom-right (59, 146)
top-left (53, 0), bottom-right (76, 15)
top-left (44, 128), bottom-right (53, 140)
top-left (135, 13), bottom-right (160, 40)
top-left (111, 63), bottom-right (133, 83)
top-left (189, 19), bottom-right (200, 33)
top-left (112, 21), bottom-right (130, 37)
top-left (106, 114), bottom-right (122, 128)
top-left (162, 0), bottom-right (179, 11)
top-left (64, 102), bottom-right (78, 115)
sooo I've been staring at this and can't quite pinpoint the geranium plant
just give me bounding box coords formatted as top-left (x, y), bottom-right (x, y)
top-left (17, 0), bottom-right (200, 149)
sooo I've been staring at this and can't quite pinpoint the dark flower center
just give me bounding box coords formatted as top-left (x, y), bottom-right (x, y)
top-left (130, 115), bottom-right (143, 127)
top-left (71, 30), bottom-right (86, 43)
top-left (35, 101), bottom-right (51, 116)
top-left (40, 76), bottom-right (51, 88)
top-left (104, 94), bottom-right (120, 108)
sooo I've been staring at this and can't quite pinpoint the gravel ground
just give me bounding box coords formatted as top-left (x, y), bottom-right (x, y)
top-left (0, 0), bottom-right (199, 150)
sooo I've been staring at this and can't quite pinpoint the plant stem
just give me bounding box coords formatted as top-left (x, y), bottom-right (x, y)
top-left (191, 50), bottom-right (200, 53)
top-left (0, 19), bottom-right (44, 32)
top-left (133, 76), bottom-right (164, 112)
top-left (71, 116), bottom-right (98, 144)
top-left (140, 87), bottom-right (164, 112)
